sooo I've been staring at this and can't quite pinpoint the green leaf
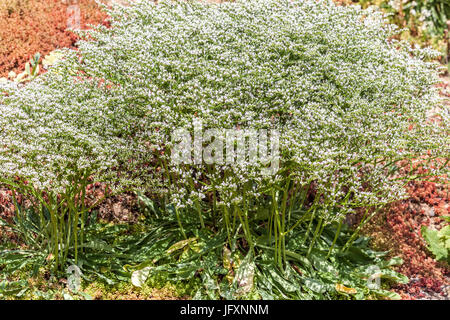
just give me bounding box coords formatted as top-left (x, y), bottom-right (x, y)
top-left (137, 191), bottom-right (157, 215)
top-left (421, 225), bottom-right (448, 261)
top-left (267, 268), bottom-right (298, 293)
top-left (166, 237), bottom-right (198, 255)
top-left (378, 256), bottom-right (403, 268)
top-left (303, 278), bottom-right (326, 294)
top-left (438, 225), bottom-right (450, 238)
top-left (310, 253), bottom-right (338, 275)
top-left (172, 262), bottom-right (199, 280)
top-left (233, 253), bottom-right (256, 297)
top-left (380, 269), bottom-right (409, 284)
top-left (373, 289), bottom-right (402, 300)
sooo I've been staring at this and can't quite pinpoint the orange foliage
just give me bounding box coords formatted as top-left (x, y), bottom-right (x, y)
top-left (0, 0), bottom-right (108, 77)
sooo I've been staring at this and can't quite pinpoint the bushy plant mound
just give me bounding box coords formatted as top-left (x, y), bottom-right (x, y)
top-left (0, 0), bottom-right (448, 298)
top-left (1, 0), bottom-right (446, 199)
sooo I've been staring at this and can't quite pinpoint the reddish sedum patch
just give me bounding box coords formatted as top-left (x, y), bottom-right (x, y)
top-left (0, 0), bottom-right (107, 77)
top-left (363, 160), bottom-right (449, 299)
top-left (0, 188), bottom-right (16, 219)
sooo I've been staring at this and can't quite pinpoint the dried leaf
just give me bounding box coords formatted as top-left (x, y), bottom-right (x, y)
top-left (335, 283), bottom-right (357, 294)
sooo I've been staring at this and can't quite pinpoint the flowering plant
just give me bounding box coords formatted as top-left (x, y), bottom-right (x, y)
top-left (0, 0), bottom-right (448, 268)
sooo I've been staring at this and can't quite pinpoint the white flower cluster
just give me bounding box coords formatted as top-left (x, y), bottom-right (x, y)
top-left (0, 0), bottom-right (447, 218)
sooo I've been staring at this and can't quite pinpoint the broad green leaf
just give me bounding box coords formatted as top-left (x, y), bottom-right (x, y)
top-left (380, 269), bottom-right (409, 284)
top-left (310, 253), bottom-right (338, 275)
top-left (438, 225), bottom-right (450, 238)
top-left (233, 253), bottom-right (256, 297)
top-left (373, 289), bottom-right (402, 300)
top-left (304, 278), bottom-right (325, 294)
top-left (167, 237), bottom-right (198, 255)
top-left (421, 225), bottom-right (448, 261)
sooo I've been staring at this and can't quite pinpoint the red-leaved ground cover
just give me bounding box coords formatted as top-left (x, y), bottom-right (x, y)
top-left (388, 169), bottom-right (448, 299)
top-left (0, 0), bottom-right (108, 77)
top-left (360, 163), bottom-right (448, 300)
